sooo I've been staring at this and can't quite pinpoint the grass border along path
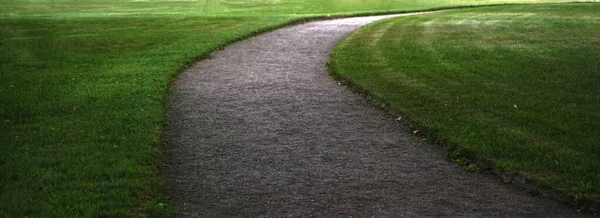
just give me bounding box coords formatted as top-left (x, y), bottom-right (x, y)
top-left (330, 3), bottom-right (600, 211)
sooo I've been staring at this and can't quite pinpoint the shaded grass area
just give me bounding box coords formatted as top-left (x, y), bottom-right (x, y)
top-left (330, 3), bottom-right (600, 204)
top-left (0, 0), bottom-right (582, 216)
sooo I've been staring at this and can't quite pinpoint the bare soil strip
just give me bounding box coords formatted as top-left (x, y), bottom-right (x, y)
top-left (165, 13), bottom-right (589, 217)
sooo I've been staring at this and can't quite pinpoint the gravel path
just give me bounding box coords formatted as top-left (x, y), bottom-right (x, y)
top-left (164, 13), bottom-right (590, 217)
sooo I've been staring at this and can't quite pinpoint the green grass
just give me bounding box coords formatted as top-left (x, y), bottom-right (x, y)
top-left (0, 0), bottom-right (571, 17)
top-left (0, 0), bottom-right (586, 216)
top-left (331, 3), bottom-right (600, 204)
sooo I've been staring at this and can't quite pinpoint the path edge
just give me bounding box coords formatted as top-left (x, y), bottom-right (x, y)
top-left (325, 10), bottom-right (600, 214)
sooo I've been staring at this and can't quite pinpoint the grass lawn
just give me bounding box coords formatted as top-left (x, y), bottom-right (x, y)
top-left (0, 0), bottom-right (582, 216)
top-left (331, 3), bottom-right (600, 205)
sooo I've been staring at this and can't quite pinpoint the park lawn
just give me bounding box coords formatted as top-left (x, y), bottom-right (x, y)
top-left (331, 3), bottom-right (600, 204)
top-left (0, 0), bottom-right (578, 217)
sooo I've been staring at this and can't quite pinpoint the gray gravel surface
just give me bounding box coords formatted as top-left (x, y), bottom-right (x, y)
top-left (164, 13), bottom-right (591, 217)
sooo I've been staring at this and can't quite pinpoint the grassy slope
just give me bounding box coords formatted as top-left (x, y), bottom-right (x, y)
top-left (331, 3), bottom-right (599, 204)
top-left (0, 0), bottom-right (577, 216)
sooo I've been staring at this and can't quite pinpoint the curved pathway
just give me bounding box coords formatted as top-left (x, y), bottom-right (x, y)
top-left (165, 13), bottom-right (590, 217)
